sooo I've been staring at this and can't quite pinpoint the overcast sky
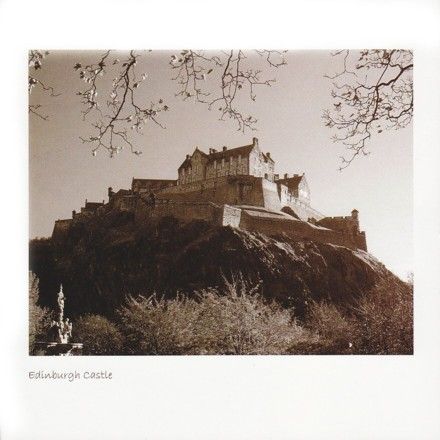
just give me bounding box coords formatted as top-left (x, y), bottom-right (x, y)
top-left (29, 50), bottom-right (412, 278)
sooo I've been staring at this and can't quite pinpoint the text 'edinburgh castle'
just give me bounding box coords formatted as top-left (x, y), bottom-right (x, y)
top-left (53, 138), bottom-right (367, 251)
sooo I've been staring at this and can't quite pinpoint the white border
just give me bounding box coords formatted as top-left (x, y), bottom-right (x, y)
top-left (1, 1), bottom-right (440, 439)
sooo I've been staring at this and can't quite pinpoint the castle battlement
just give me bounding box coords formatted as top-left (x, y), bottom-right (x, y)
top-left (52, 139), bottom-right (367, 251)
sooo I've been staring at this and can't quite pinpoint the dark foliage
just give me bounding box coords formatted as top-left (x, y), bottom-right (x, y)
top-left (29, 213), bottom-right (403, 323)
top-left (73, 314), bottom-right (124, 355)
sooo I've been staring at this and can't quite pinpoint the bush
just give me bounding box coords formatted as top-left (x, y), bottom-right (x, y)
top-left (192, 279), bottom-right (309, 354)
top-left (352, 279), bottom-right (413, 354)
top-left (305, 279), bottom-right (413, 355)
top-left (29, 272), bottom-right (51, 354)
top-left (118, 294), bottom-right (197, 355)
top-left (118, 278), bottom-right (312, 355)
top-left (305, 301), bottom-right (353, 354)
top-left (74, 314), bottom-right (124, 355)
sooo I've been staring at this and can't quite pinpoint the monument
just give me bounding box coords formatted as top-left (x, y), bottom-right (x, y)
top-left (35, 285), bottom-right (83, 356)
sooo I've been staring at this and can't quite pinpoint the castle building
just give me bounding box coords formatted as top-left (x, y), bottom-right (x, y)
top-left (52, 138), bottom-right (367, 252)
top-left (178, 139), bottom-right (275, 184)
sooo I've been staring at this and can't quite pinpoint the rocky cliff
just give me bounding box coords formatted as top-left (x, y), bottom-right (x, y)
top-left (30, 211), bottom-right (402, 319)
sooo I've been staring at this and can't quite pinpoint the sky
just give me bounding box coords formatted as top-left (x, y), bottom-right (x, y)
top-left (29, 50), bottom-right (413, 279)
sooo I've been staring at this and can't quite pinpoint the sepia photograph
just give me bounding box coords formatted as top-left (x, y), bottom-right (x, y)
top-left (2, 0), bottom-right (440, 439)
top-left (29, 49), bottom-right (414, 356)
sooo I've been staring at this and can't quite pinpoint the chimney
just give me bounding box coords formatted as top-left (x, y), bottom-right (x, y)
top-left (351, 209), bottom-right (359, 220)
top-left (284, 173), bottom-right (288, 179)
top-left (253, 137), bottom-right (259, 146)
top-left (266, 152), bottom-right (271, 158)
top-left (72, 210), bottom-right (76, 218)
top-left (85, 198), bottom-right (88, 204)
top-left (222, 146), bottom-right (227, 152)
top-left (274, 173), bottom-right (279, 181)
top-left (186, 154), bottom-right (190, 159)
top-left (212, 148), bottom-right (217, 153)
top-left (108, 187), bottom-right (113, 197)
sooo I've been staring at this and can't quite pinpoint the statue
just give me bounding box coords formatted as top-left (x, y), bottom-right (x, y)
top-left (53, 284), bottom-right (72, 344)
top-left (57, 284), bottom-right (65, 321)
top-left (35, 284), bottom-right (83, 355)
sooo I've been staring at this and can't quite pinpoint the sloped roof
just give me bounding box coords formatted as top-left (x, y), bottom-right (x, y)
top-left (206, 143), bottom-right (255, 164)
top-left (178, 156), bottom-right (192, 170)
top-left (178, 140), bottom-right (271, 170)
top-left (276, 174), bottom-right (305, 189)
top-left (178, 147), bottom-right (208, 170)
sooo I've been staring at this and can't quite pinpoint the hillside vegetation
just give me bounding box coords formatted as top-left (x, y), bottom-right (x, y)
top-left (29, 212), bottom-right (412, 355)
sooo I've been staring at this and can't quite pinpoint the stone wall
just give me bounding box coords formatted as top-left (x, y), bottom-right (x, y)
top-left (158, 174), bottom-right (324, 222)
top-left (222, 205), bottom-right (242, 227)
top-left (158, 175), bottom-right (266, 207)
top-left (249, 147), bottom-right (274, 181)
top-left (112, 195), bottom-right (136, 212)
top-left (205, 152), bottom-right (249, 179)
top-left (52, 219), bottom-right (72, 241)
top-left (51, 195), bottom-right (367, 252)
top-left (134, 198), bottom-right (223, 225)
top-left (132, 179), bottom-right (176, 194)
top-left (239, 211), bottom-right (367, 251)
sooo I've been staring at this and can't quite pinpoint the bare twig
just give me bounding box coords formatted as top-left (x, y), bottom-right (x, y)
top-left (171, 49), bottom-right (287, 132)
top-left (28, 50), bottom-right (60, 120)
top-left (323, 49), bottom-right (413, 169)
top-left (75, 50), bottom-right (169, 157)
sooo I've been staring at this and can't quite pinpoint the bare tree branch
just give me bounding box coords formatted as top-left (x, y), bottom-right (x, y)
top-left (323, 49), bottom-right (413, 170)
top-left (28, 50), bottom-right (60, 120)
top-left (171, 49), bottom-right (287, 132)
top-left (75, 50), bottom-right (169, 157)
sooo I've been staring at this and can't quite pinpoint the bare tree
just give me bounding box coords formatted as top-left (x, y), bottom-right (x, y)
top-left (323, 49), bottom-right (413, 169)
top-left (170, 49), bottom-right (287, 132)
top-left (28, 50), bottom-right (60, 120)
top-left (75, 50), bottom-right (169, 157)
top-left (28, 49), bottom-right (287, 156)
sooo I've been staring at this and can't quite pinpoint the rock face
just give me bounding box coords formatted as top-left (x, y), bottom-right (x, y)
top-left (30, 212), bottom-right (401, 320)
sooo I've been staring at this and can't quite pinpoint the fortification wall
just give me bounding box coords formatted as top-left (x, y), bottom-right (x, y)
top-left (261, 179), bottom-right (282, 211)
top-left (285, 198), bottom-right (324, 222)
top-left (318, 215), bottom-right (358, 232)
top-left (158, 175), bottom-right (266, 207)
top-left (111, 195), bottom-right (136, 212)
top-left (132, 179), bottom-right (176, 194)
top-left (134, 198), bottom-right (223, 225)
top-left (52, 219), bottom-right (72, 241)
top-left (222, 205), bottom-right (242, 227)
top-left (157, 175), bottom-right (325, 223)
top-left (239, 212), bottom-right (367, 251)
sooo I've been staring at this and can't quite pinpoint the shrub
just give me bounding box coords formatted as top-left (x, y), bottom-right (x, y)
top-left (305, 279), bottom-right (413, 355)
top-left (29, 272), bottom-right (51, 354)
top-left (74, 314), bottom-right (124, 355)
top-left (352, 279), bottom-right (413, 354)
top-left (118, 294), bottom-right (197, 355)
top-left (305, 301), bottom-right (353, 354)
top-left (192, 279), bottom-right (309, 354)
top-left (118, 278), bottom-right (312, 355)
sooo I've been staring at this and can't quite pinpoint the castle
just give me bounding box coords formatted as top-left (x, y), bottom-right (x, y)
top-left (53, 138), bottom-right (367, 251)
